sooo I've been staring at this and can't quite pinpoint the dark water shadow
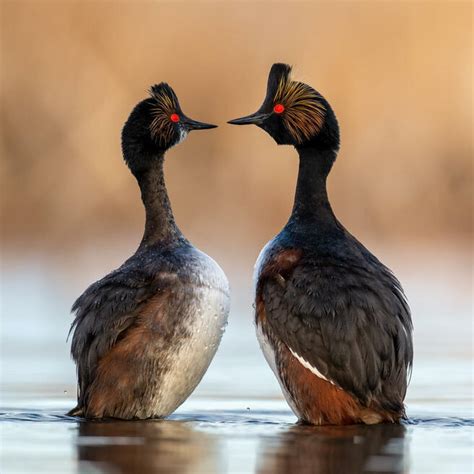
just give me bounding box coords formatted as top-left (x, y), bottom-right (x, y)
top-left (256, 423), bottom-right (408, 474)
top-left (76, 419), bottom-right (220, 474)
top-left (1, 408), bottom-right (473, 474)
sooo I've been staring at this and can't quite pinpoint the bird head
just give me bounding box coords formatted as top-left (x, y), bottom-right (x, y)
top-left (122, 83), bottom-right (216, 174)
top-left (228, 63), bottom-right (339, 151)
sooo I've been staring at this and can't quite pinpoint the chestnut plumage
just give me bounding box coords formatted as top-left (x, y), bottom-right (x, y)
top-left (230, 63), bottom-right (413, 425)
top-left (68, 84), bottom-right (229, 420)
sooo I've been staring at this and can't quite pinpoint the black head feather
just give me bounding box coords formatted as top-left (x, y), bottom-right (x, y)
top-left (265, 63), bottom-right (293, 101)
top-left (121, 83), bottom-right (217, 175)
top-left (229, 63), bottom-right (340, 150)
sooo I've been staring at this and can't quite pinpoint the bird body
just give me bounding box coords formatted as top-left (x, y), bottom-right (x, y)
top-left (230, 64), bottom-right (413, 425)
top-left (68, 84), bottom-right (229, 419)
top-left (70, 242), bottom-right (229, 419)
top-left (254, 213), bottom-right (412, 425)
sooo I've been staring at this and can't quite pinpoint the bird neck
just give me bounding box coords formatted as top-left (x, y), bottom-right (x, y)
top-left (289, 146), bottom-right (338, 226)
top-left (135, 155), bottom-right (181, 248)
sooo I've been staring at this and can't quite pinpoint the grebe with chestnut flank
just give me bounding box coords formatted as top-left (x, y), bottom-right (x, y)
top-left (229, 64), bottom-right (413, 425)
top-left (68, 83), bottom-right (229, 419)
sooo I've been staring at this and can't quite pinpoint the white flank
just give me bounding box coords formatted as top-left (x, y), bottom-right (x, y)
top-left (256, 323), bottom-right (300, 417)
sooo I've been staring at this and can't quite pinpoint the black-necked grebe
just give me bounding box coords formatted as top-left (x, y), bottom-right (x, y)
top-left (229, 63), bottom-right (413, 425)
top-left (68, 83), bottom-right (230, 419)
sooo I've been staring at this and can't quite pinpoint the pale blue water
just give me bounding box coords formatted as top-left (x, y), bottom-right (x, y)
top-left (1, 249), bottom-right (472, 473)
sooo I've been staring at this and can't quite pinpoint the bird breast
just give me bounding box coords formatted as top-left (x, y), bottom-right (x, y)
top-left (150, 252), bottom-right (230, 416)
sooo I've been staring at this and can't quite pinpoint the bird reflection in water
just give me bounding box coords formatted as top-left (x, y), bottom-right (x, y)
top-left (257, 423), bottom-right (408, 474)
top-left (76, 419), bottom-right (219, 474)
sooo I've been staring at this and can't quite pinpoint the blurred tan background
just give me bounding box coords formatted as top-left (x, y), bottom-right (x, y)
top-left (1, 4), bottom-right (473, 447)
top-left (1, 1), bottom-right (472, 279)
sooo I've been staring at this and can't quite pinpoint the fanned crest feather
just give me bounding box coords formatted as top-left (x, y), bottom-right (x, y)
top-left (149, 83), bottom-right (179, 146)
top-left (271, 64), bottom-right (326, 144)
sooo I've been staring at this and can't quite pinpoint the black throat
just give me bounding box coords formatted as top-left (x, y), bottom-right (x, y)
top-left (134, 155), bottom-right (182, 248)
top-left (289, 146), bottom-right (338, 227)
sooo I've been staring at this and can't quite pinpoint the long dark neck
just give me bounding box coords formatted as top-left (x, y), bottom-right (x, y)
top-left (135, 155), bottom-right (181, 248)
top-left (290, 147), bottom-right (338, 225)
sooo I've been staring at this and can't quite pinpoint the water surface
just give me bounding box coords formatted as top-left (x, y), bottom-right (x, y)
top-left (1, 251), bottom-right (472, 473)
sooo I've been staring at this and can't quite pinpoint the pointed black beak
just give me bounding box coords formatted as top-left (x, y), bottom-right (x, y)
top-left (184, 117), bottom-right (217, 131)
top-left (227, 112), bottom-right (270, 126)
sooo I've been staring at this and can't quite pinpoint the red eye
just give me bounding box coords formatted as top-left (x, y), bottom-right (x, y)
top-left (273, 104), bottom-right (285, 114)
top-left (170, 113), bottom-right (180, 122)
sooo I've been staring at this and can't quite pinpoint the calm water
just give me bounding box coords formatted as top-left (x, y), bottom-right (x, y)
top-left (1, 249), bottom-right (473, 473)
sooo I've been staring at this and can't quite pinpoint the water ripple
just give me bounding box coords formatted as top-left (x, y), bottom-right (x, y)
top-left (1, 409), bottom-right (472, 428)
top-left (0, 410), bottom-right (76, 423)
top-left (404, 416), bottom-right (474, 428)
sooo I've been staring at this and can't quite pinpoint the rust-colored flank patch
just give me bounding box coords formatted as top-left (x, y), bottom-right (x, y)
top-left (259, 248), bottom-right (303, 282)
top-left (84, 292), bottom-right (172, 419)
top-left (257, 306), bottom-right (397, 425)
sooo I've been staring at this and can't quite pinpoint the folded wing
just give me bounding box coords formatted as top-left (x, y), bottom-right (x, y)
top-left (259, 253), bottom-right (413, 414)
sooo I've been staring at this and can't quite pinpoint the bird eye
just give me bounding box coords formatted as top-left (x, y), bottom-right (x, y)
top-left (170, 113), bottom-right (180, 123)
top-left (273, 104), bottom-right (285, 114)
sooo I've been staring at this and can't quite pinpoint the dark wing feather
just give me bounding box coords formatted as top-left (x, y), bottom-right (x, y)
top-left (260, 254), bottom-right (413, 413)
top-left (69, 265), bottom-right (174, 407)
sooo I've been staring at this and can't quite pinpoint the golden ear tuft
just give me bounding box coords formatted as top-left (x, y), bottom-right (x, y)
top-left (149, 84), bottom-right (178, 146)
top-left (274, 74), bottom-right (326, 144)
